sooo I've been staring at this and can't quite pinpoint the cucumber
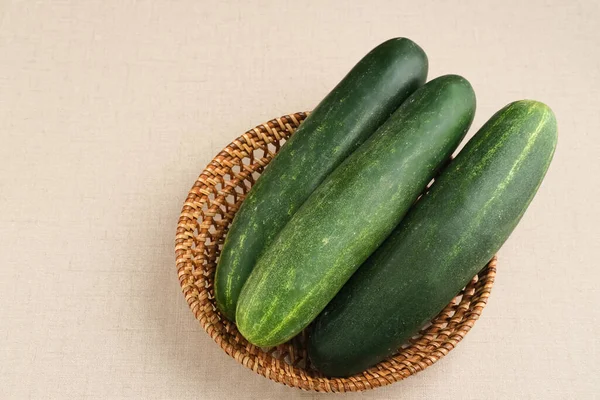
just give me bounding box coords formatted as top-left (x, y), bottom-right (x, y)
top-left (236, 75), bottom-right (476, 347)
top-left (214, 38), bottom-right (428, 321)
top-left (308, 100), bottom-right (558, 377)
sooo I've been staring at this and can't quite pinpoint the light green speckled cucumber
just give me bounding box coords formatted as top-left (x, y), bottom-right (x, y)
top-left (236, 75), bottom-right (476, 347)
top-left (214, 38), bottom-right (428, 321)
top-left (308, 100), bottom-right (557, 377)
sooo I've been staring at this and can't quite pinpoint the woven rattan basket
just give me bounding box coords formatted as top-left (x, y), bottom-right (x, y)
top-left (175, 112), bottom-right (496, 392)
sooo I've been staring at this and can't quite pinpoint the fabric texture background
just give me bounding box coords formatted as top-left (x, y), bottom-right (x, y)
top-left (1, 1), bottom-right (598, 398)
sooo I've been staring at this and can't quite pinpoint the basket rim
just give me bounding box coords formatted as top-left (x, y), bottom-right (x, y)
top-left (175, 111), bottom-right (496, 393)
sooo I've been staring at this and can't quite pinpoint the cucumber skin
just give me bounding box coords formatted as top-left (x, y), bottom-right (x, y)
top-left (214, 38), bottom-right (428, 321)
top-left (236, 75), bottom-right (476, 347)
top-left (308, 100), bottom-right (558, 377)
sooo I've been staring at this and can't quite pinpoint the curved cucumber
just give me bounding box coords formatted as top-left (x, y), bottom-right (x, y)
top-left (214, 38), bottom-right (428, 320)
top-left (308, 100), bottom-right (558, 377)
top-left (236, 75), bottom-right (476, 347)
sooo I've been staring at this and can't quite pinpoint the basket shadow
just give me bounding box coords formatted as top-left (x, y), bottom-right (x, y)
top-left (142, 220), bottom-right (473, 398)
top-left (143, 258), bottom-right (447, 399)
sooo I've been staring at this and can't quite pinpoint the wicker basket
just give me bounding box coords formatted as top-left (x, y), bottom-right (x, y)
top-left (175, 112), bottom-right (496, 392)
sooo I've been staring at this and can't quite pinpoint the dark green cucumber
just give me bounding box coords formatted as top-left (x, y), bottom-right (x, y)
top-left (308, 100), bottom-right (558, 377)
top-left (236, 75), bottom-right (476, 346)
top-left (214, 38), bottom-right (428, 321)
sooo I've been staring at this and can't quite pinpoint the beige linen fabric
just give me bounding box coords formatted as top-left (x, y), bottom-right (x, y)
top-left (1, 1), bottom-right (598, 398)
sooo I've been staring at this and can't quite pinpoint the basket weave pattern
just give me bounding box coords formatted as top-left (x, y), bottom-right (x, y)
top-left (175, 112), bottom-right (496, 392)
